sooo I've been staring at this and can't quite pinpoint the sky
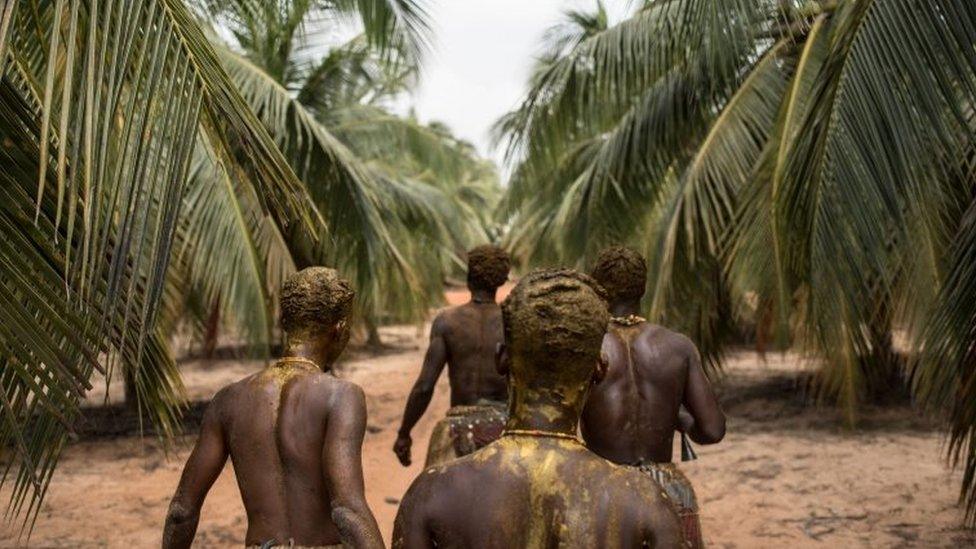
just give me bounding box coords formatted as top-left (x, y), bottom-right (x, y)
top-left (400, 1), bottom-right (632, 167)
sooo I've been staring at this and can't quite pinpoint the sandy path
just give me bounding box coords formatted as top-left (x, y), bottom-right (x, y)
top-left (2, 324), bottom-right (974, 547)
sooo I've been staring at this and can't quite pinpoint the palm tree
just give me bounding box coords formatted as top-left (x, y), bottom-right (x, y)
top-left (0, 0), bottom-right (454, 529)
top-left (497, 0), bottom-right (976, 522)
top-left (0, 0), bottom-right (324, 527)
top-left (197, 0), bottom-right (499, 347)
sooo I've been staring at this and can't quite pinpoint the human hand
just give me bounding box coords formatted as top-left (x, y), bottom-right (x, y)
top-left (393, 433), bottom-right (412, 466)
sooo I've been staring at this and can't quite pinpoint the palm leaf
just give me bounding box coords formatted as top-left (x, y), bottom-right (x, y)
top-left (0, 0), bottom-right (318, 528)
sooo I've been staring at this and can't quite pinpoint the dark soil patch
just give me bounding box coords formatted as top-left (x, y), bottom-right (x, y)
top-left (717, 369), bottom-right (941, 433)
top-left (72, 401), bottom-right (210, 441)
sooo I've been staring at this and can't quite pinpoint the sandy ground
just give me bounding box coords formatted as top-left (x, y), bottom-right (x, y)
top-left (3, 316), bottom-right (975, 547)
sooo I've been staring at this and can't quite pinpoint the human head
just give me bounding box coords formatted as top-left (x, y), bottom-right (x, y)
top-left (466, 245), bottom-right (511, 292)
top-left (280, 267), bottom-right (355, 368)
top-left (499, 269), bottom-right (609, 403)
top-left (590, 246), bottom-right (647, 304)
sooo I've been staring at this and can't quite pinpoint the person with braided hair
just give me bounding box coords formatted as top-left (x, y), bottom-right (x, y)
top-left (584, 246), bottom-right (726, 548)
top-left (394, 245), bottom-right (513, 468)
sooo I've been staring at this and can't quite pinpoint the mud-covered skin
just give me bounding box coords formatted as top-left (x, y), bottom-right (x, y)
top-left (395, 269), bottom-right (684, 548)
top-left (163, 267), bottom-right (382, 549)
top-left (393, 436), bottom-right (683, 548)
top-left (163, 364), bottom-right (381, 549)
top-left (394, 295), bottom-right (507, 466)
top-left (581, 322), bottom-right (724, 463)
top-left (585, 247), bottom-right (725, 464)
top-left (439, 302), bottom-right (508, 406)
top-left (394, 245), bottom-right (511, 467)
top-left (231, 367), bottom-right (362, 545)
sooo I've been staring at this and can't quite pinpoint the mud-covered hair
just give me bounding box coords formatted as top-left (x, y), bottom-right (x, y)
top-left (590, 246), bottom-right (647, 302)
top-left (501, 269), bottom-right (608, 383)
top-left (466, 245), bottom-right (511, 290)
top-left (280, 267), bottom-right (354, 334)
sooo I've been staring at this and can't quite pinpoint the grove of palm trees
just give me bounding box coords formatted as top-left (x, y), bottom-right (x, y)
top-left (1, 0), bottom-right (976, 547)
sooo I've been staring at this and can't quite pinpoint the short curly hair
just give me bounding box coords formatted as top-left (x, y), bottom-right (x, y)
top-left (279, 267), bottom-right (354, 334)
top-left (466, 245), bottom-right (511, 290)
top-left (590, 246), bottom-right (647, 302)
top-left (501, 269), bottom-right (608, 382)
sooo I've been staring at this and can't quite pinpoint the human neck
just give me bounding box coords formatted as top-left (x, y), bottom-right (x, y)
top-left (281, 335), bottom-right (328, 371)
top-left (469, 287), bottom-right (497, 304)
top-left (609, 299), bottom-right (642, 318)
top-left (505, 379), bottom-right (587, 437)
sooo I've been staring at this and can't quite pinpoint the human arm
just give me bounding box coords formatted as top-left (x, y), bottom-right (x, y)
top-left (324, 384), bottom-right (384, 549)
top-left (162, 400), bottom-right (228, 549)
top-left (675, 407), bottom-right (699, 461)
top-left (681, 342), bottom-right (726, 444)
top-left (676, 407), bottom-right (694, 433)
top-left (393, 316), bottom-right (449, 466)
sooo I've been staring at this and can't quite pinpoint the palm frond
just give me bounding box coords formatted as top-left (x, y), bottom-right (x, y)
top-left (648, 39), bottom-right (795, 369)
top-left (176, 138), bottom-right (283, 351)
top-left (916, 197), bottom-right (976, 523)
top-left (0, 0), bottom-right (317, 528)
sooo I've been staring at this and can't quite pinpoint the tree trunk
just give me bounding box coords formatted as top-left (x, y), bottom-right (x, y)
top-left (203, 298), bottom-right (220, 359)
top-left (123, 370), bottom-right (139, 412)
top-left (862, 297), bottom-right (909, 405)
top-left (365, 314), bottom-right (383, 349)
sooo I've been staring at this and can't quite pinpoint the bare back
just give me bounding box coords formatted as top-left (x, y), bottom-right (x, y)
top-left (215, 366), bottom-right (352, 545)
top-left (438, 303), bottom-right (507, 405)
top-left (582, 323), bottom-right (696, 464)
top-left (393, 437), bottom-right (683, 548)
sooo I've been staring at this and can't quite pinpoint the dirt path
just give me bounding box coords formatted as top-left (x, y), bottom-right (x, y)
top-left (2, 325), bottom-right (974, 547)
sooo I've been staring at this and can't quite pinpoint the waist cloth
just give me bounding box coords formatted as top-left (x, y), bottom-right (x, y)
top-left (424, 400), bottom-right (507, 467)
top-left (636, 460), bottom-right (703, 549)
top-left (249, 541), bottom-right (342, 549)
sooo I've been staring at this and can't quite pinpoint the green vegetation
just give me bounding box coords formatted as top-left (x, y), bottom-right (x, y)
top-left (191, 0), bottom-right (499, 348)
top-left (0, 0), bottom-right (501, 528)
top-left (5, 0), bottom-right (976, 534)
top-left (497, 0), bottom-right (976, 523)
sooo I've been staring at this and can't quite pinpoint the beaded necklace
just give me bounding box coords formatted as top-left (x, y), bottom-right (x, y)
top-left (275, 357), bottom-right (320, 371)
top-left (502, 429), bottom-right (583, 444)
top-left (610, 314), bottom-right (646, 327)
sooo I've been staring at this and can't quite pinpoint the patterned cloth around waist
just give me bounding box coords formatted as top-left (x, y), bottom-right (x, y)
top-left (424, 401), bottom-right (507, 467)
top-left (636, 460), bottom-right (699, 512)
top-left (636, 460), bottom-right (703, 549)
top-left (248, 542), bottom-right (343, 549)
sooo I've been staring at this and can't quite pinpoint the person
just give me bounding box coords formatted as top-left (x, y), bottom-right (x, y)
top-left (583, 246), bottom-right (726, 548)
top-left (393, 245), bottom-right (511, 468)
top-left (162, 267), bottom-right (382, 549)
top-left (393, 269), bottom-right (684, 548)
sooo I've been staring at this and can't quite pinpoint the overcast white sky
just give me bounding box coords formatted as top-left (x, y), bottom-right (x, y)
top-left (400, 1), bottom-right (632, 167)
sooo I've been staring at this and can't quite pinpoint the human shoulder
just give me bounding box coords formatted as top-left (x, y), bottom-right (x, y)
top-left (413, 443), bottom-right (499, 494)
top-left (280, 372), bottom-right (366, 417)
top-left (317, 375), bottom-right (366, 408)
top-left (640, 324), bottom-right (697, 357)
top-left (576, 450), bottom-right (637, 481)
top-left (399, 460), bottom-right (462, 520)
top-left (559, 452), bottom-right (670, 509)
top-left (203, 376), bottom-right (253, 425)
top-left (430, 307), bottom-right (459, 334)
top-left (209, 373), bottom-right (256, 407)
